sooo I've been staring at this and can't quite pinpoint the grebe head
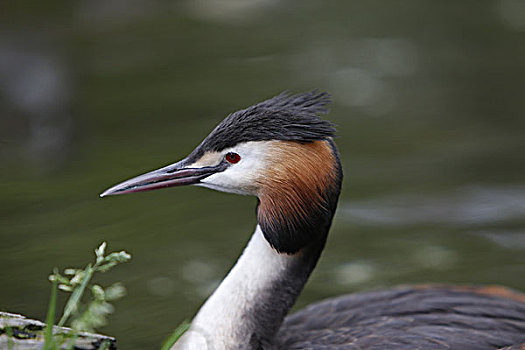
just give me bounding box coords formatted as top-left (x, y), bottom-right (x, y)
top-left (101, 91), bottom-right (342, 253)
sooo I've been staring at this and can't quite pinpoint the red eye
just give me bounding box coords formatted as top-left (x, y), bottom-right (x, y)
top-left (225, 152), bottom-right (241, 164)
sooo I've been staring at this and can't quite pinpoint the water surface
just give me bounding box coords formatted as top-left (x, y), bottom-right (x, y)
top-left (1, 1), bottom-right (524, 349)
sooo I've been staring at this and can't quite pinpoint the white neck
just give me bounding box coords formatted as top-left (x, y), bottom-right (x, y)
top-left (172, 225), bottom-right (311, 350)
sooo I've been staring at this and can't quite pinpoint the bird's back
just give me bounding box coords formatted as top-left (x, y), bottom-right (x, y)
top-left (275, 285), bottom-right (525, 350)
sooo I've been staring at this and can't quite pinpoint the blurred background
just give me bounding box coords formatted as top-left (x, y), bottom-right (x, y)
top-left (1, 0), bottom-right (525, 348)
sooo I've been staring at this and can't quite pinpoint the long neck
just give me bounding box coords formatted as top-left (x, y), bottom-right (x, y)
top-left (174, 140), bottom-right (342, 350)
top-left (173, 225), bottom-right (326, 350)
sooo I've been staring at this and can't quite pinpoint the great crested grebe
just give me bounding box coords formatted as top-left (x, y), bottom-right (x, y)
top-left (101, 91), bottom-right (525, 350)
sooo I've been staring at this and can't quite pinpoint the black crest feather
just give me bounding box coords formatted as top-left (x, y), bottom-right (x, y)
top-left (189, 91), bottom-right (335, 160)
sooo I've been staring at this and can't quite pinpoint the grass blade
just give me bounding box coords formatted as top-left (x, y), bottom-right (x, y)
top-left (5, 326), bottom-right (14, 350)
top-left (99, 339), bottom-right (111, 350)
top-left (160, 320), bottom-right (191, 350)
top-left (65, 334), bottom-right (79, 350)
top-left (43, 271), bottom-right (58, 350)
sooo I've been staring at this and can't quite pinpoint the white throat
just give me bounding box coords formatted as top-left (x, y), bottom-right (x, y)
top-left (172, 225), bottom-right (296, 350)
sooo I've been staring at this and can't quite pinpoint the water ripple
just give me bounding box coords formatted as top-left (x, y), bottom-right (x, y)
top-left (339, 186), bottom-right (525, 227)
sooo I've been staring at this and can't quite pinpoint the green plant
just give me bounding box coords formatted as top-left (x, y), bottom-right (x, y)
top-left (39, 241), bottom-right (191, 349)
top-left (160, 320), bottom-right (191, 350)
top-left (43, 242), bottom-right (131, 349)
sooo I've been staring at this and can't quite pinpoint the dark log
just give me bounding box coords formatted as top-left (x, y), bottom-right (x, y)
top-left (0, 312), bottom-right (117, 349)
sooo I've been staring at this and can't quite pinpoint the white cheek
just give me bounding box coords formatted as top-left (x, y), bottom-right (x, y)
top-left (198, 142), bottom-right (270, 195)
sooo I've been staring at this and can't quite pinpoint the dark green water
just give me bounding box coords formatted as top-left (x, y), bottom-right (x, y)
top-left (1, 1), bottom-right (525, 349)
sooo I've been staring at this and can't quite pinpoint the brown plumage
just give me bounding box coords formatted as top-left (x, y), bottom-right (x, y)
top-left (415, 284), bottom-right (525, 304)
top-left (255, 139), bottom-right (341, 254)
top-left (257, 140), bottom-right (336, 236)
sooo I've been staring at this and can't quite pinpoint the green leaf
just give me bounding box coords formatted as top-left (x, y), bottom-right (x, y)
top-left (104, 251), bottom-right (131, 264)
top-left (95, 242), bottom-right (107, 263)
top-left (96, 261), bottom-right (117, 273)
top-left (105, 283), bottom-right (126, 301)
top-left (64, 268), bottom-right (79, 276)
top-left (58, 284), bottom-right (74, 292)
top-left (58, 264), bottom-right (94, 327)
top-left (49, 273), bottom-right (71, 285)
top-left (91, 284), bottom-right (105, 301)
top-left (70, 271), bottom-right (86, 286)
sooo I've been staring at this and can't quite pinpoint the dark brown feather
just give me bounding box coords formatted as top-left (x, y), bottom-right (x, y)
top-left (256, 140), bottom-right (341, 254)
